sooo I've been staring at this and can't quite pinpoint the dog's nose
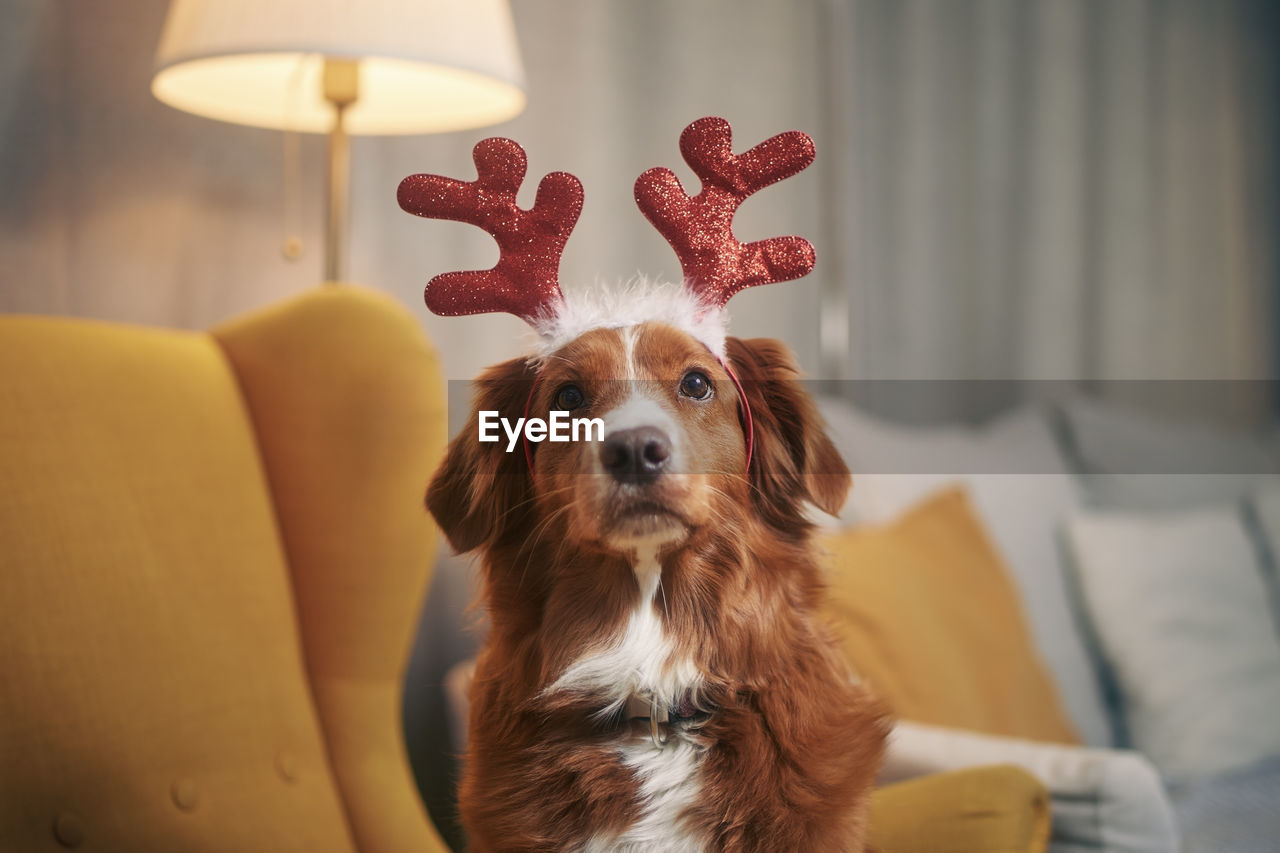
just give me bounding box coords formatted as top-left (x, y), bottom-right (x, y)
top-left (600, 427), bottom-right (671, 484)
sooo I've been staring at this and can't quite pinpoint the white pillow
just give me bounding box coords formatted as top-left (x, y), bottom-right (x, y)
top-left (882, 720), bottom-right (1180, 853)
top-left (816, 398), bottom-right (1114, 747)
top-left (1064, 506), bottom-right (1280, 780)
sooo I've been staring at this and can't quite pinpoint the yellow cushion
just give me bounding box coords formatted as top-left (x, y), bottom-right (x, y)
top-left (0, 317), bottom-right (357, 851)
top-left (869, 764), bottom-right (1051, 853)
top-left (823, 486), bottom-right (1079, 744)
top-left (213, 287), bottom-right (448, 853)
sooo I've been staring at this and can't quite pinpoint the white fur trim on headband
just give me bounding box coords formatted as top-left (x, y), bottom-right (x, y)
top-left (529, 279), bottom-right (728, 362)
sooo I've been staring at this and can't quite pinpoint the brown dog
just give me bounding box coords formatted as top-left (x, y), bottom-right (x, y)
top-left (429, 314), bottom-right (888, 851)
top-left (401, 117), bottom-right (889, 852)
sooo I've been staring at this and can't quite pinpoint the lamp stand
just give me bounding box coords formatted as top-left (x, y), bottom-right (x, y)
top-left (323, 58), bottom-right (359, 284)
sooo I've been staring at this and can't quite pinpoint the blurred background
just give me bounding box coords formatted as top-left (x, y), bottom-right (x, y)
top-left (3, 1), bottom-right (1278, 849)
top-left (5, 1), bottom-right (1276, 401)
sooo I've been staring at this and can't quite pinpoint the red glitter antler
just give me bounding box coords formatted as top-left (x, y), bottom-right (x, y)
top-left (634, 116), bottom-right (816, 309)
top-left (397, 138), bottom-right (584, 322)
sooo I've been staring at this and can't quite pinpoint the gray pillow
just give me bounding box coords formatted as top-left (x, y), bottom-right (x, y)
top-left (1056, 397), bottom-right (1280, 510)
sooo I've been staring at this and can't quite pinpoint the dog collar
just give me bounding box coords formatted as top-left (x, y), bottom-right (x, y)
top-left (623, 690), bottom-right (710, 749)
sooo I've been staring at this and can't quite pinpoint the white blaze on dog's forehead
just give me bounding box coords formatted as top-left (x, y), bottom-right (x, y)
top-left (622, 325), bottom-right (638, 380)
top-left (597, 336), bottom-right (691, 551)
top-left (603, 328), bottom-right (678, 440)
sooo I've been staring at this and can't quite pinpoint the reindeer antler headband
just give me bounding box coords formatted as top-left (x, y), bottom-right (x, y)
top-left (397, 117), bottom-right (817, 469)
top-left (398, 116), bottom-right (814, 349)
top-left (634, 117), bottom-right (816, 311)
top-left (397, 136), bottom-right (583, 324)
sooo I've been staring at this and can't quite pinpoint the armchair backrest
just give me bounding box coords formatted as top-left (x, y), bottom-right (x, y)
top-left (0, 287), bottom-right (448, 852)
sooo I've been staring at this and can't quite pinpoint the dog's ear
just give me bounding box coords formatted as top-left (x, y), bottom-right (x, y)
top-left (427, 356), bottom-right (536, 553)
top-left (725, 337), bottom-right (851, 527)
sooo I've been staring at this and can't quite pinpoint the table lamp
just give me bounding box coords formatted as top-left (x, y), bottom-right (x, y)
top-left (151, 0), bottom-right (527, 284)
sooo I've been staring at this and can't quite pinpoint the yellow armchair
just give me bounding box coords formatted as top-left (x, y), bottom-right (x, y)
top-left (0, 287), bottom-right (448, 852)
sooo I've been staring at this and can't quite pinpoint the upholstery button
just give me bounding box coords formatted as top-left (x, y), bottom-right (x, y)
top-left (52, 812), bottom-right (83, 847)
top-left (276, 751), bottom-right (299, 783)
top-left (171, 779), bottom-right (199, 812)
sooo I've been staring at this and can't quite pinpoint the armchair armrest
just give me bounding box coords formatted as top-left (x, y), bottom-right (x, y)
top-left (881, 721), bottom-right (1179, 853)
top-left (870, 764), bottom-right (1051, 853)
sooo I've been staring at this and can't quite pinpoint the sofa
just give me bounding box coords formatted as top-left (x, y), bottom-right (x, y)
top-left (2, 288), bottom-right (1054, 852)
top-left (438, 388), bottom-right (1280, 852)
top-left (812, 392), bottom-right (1280, 852)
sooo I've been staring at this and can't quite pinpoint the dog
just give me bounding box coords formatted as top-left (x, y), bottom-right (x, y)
top-left (402, 118), bottom-right (889, 852)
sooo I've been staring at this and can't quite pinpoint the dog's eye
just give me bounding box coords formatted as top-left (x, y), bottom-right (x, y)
top-left (679, 371), bottom-right (712, 400)
top-left (554, 384), bottom-right (585, 411)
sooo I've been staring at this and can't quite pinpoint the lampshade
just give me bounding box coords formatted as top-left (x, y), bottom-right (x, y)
top-left (152, 0), bottom-right (527, 135)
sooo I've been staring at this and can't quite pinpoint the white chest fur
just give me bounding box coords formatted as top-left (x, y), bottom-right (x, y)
top-left (551, 548), bottom-right (708, 851)
top-left (583, 736), bottom-right (706, 852)
top-left (547, 549), bottom-right (700, 716)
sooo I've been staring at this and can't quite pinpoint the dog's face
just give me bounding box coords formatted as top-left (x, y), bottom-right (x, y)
top-left (532, 323), bottom-right (746, 552)
top-left (427, 323), bottom-right (850, 561)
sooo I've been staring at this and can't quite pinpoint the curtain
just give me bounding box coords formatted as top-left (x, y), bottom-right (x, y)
top-left (824, 0), bottom-right (1278, 421)
top-left (2, 1), bottom-right (1274, 409)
